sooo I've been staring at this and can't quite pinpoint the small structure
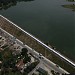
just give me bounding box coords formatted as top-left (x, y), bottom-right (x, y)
top-left (16, 59), bottom-right (24, 70)
top-left (11, 43), bottom-right (23, 55)
top-left (0, 61), bottom-right (2, 64)
top-left (37, 67), bottom-right (48, 75)
top-left (0, 36), bottom-right (6, 47)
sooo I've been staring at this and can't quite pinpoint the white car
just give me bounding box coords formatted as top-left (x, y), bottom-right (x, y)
top-left (39, 53), bottom-right (42, 56)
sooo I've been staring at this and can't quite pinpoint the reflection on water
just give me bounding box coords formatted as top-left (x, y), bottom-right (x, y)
top-left (0, 0), bottom-right (34, 10)
top-left (0, 0), bottom-right (74, 12)
top-left (62, 4), bottom-right (75, 11)
top-left (62, 0), bottom-right (75, 11)
top-left (66, 0), bottom-right (75, 2)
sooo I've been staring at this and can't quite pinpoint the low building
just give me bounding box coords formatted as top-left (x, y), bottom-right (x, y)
top-left (16, 59), bottom-right (24, 70)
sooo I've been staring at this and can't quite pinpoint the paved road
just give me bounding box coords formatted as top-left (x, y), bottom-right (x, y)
top-left (0, 28), bottom-right (69, 74)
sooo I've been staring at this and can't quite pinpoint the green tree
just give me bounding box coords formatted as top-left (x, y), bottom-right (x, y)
top-left (21, 48), bottom-right (28, 56)
top-left (23, 56), bottom-right (31, 64)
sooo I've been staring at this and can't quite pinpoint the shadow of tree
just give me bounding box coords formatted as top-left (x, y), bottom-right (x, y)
top-left (0, 0), bottom-right (34, 10)
top-left (66, 0), bottom-right (75, 2)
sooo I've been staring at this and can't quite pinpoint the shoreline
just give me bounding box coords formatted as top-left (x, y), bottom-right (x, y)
top-left (0, 15), bottom-right (75, 73)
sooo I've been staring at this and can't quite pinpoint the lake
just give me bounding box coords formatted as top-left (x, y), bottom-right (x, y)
top-left (0, 0), bottom-right (75, 61)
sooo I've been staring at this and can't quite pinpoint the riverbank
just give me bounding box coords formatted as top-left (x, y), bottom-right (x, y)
top-left (62, 4), bottom-right (75, 11)
top-left (0, 15), bottom-right (75, 73)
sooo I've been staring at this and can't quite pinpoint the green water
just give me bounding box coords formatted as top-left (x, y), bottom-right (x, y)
top-left (0, 0), bottom-right (75, 61)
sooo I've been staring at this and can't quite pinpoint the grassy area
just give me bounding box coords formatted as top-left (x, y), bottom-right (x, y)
top-left (0, 16), bottom-right (75, 73)
top-left (62, 4), bottom-right (75, 11)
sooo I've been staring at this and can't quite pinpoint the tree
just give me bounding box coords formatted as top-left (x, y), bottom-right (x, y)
top-left (23, 72), bottom-right (28, 75)
top-left (21, 48), bottom-right (28, 56)
top-left (0, 52), bottom-right (2, 60)
top-left (32, 73), bottom-right (37, 75)
top-left (23, 56), bottom-right (31, 64)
